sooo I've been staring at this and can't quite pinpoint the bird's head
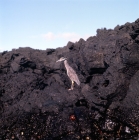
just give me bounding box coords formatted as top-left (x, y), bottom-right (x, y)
top-left (56, 57), bottom-right (67, 62)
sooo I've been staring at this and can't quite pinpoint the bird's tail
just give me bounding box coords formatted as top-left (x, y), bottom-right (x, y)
top-left (76, 78), bottom-right (80, 86)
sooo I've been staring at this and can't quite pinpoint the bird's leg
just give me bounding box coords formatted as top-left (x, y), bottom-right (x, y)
top-left (68, 81), bottom-right (74, 90)
top-left (71, 81), bottom-right (74, 90)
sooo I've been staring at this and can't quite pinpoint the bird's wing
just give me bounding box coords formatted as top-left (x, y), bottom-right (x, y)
top-left (67, 66), bottom-right (80, 85)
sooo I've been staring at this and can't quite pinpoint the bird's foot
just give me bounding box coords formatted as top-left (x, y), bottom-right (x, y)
top-left (68, 88), bottom-right (73, 91)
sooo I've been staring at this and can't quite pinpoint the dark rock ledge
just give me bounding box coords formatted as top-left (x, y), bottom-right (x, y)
top-left (0, 18), bottom-right (139, 140)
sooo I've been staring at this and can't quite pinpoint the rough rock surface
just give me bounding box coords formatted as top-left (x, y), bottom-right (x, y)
top-left (0, 19), bottom-right (139, 139)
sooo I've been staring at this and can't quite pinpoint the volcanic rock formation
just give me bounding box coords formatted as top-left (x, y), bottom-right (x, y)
top-left (0, 18), bottom-right (139, 139)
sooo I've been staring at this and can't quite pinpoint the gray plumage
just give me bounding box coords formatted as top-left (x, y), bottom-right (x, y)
top-left (56, 57), bottom-right (80, 90)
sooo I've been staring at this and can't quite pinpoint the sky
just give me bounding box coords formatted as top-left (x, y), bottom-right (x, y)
top-left (0, 0), bottom-right (139, 52)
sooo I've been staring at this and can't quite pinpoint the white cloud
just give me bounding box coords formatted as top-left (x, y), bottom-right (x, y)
top-left (43, 32), bottom-right (55, 40)
top-left (61, 32), bottom-right (80, 42)
top-left (42, 32), bottom-right (90, 42)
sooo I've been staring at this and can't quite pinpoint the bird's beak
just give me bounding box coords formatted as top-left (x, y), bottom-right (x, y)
top-left (56, 60), bottom-right (60, 62)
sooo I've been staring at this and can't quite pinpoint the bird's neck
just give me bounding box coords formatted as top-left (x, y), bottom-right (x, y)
top-left (64, 60), bottom-right (69, 71)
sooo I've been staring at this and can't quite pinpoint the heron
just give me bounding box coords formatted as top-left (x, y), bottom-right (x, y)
top-left (56, 57), bottom-right (80, 90)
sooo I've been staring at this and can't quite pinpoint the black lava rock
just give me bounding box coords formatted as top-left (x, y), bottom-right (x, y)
top-left (0, 19), bottom-right (139, 139)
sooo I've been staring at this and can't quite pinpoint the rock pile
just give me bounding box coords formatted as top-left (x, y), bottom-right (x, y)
top-left (0, 18), bottom-right (139, 139)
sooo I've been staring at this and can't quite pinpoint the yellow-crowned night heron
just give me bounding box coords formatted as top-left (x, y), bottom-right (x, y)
top-left (56, 57), bottom-right (80, 90)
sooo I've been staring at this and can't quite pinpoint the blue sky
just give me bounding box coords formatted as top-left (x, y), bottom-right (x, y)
top-left (0, 0), bottom-right (139, 52)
